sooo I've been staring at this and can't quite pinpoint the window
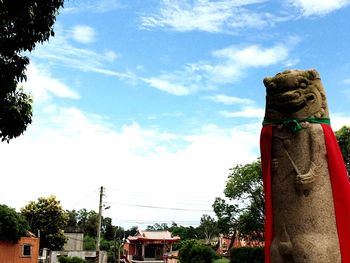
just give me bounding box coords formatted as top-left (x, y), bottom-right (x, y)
top-left (22, 244), bottom-right (32, 257)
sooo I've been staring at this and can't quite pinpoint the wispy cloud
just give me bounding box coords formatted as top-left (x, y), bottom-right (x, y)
top-left (204, 94), bottom-right (254, 105)
top-left (23, 63), bottom-right (80, 103)
top-left (143, 41), bottom-right (297, 95)
top-left (142, 77), bottom-right (192, 96)
top-left (30, 25), bottom-right (133, 80)
top-left (71, 25), bottom-right (97, 44)
top-left (203, 42), bottom-right (296, 83)
top-left (140, 0), bottom-right (286, 33)
top-left (64, 0), bottom-right (124, 13)
top-left (289, 0), bottom-right (350, 16)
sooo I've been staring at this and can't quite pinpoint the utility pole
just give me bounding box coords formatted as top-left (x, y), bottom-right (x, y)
top-left (96, 186), bottom-right (104, 263)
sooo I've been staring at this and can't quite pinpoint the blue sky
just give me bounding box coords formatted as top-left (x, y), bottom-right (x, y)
top-left (2, 0), bottom-right (350, 228)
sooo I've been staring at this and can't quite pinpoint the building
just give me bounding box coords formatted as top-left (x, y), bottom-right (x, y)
top-left (48, 233), bottom-right (107, 263)
top-left (123, 230), bottom-right (180, 262)
top-left (0, 236), bottom-right (39, 263)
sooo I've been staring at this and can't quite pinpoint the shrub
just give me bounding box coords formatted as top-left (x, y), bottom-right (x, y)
top-left (179, 239), bottom-right (218, 263)
top-left (213, 258), bottom-right (230, 263)
top-left (230, 247), bottom-right (264, 263)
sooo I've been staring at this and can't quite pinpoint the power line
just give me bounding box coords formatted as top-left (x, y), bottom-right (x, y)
top-left (106, 187), bottom-right (217, 203)
top-left (105, 201), bottom-right (212, 212)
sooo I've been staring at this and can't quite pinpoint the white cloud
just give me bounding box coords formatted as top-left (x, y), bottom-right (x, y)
top-left (204, 94), bottom-right (254, 105)
top-left (290, 0), bottom-right (350, 16)
top-left (220, 107), bottom-right (265, 118)
top-left (71, 25), bottom-right (97, 44)
top-left (23, 63), bottom-right (80, 103)
top-left (213, 44), bottom-right (289, 67)
top-left (142, 77), bottom-right (191, 96)
top-left (0, 103), bottom-right (260, 226)
top-left (330, 112), bottom-right (350, 130)
top-left (140, 0), bottom-right (284, 33)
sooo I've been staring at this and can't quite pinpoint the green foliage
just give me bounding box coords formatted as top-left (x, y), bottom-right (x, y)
top-left (213, 159), bottom-right (264, 240)
top-left (197, 215), bottom-right (219, 244)
top-left (229, 247), bottom-right (264, 263)
top-left (170, 224), bottom-right (199, 240)
top-left (21, 196), bottom-right (68, 250)
top-left (66, 209), bottom-right (124, 242)
top-left (83, 235), bottom-right (96, 251)
top-left (0, 204), bottom-right (28, 242)
top-left (179, 239), bottom-right (218, 263)
top-left (0, 0), bottom-right (63, 141)
top-left (213, 258), bottom-right (230, 263)
top-left (335, 125), bottom-right (350, 176)
top-left (58, 256), bottom-right (87, 263)
top-left (146, 222), bottom-right (169, 231)
top-left (124, 226), bottom-right (138, 238)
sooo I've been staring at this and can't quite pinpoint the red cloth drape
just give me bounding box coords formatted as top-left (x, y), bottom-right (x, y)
top-left (260, 125), bottom-right (273, 263)
top-left (260, 124), bottom-right (350, 263)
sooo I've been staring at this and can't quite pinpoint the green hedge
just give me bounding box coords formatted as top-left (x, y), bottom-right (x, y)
top-left (230, 247), bottom-right (264, 263)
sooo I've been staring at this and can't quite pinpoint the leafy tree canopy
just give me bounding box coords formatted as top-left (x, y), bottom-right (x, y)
top-left (0, 0), bottom-right (63, 141)
top-left (335, 125), bottom-right (350, 176)
top-left (197, 214), bottom-right (219, 244)
top-left (213, 159), bottom-right (264, 241)
top-left (21, 195), bottom-right (68, 250)
top-left (0, 204), bottom-right (28, 242)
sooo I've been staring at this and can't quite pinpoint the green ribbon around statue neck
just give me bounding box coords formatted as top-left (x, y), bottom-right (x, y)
top-left (262, 117), bottom-right (331, 133)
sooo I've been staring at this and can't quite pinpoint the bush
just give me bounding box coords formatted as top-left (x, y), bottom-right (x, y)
top-left (179, 239), bottom-right (218, 263)
top-left (230, 247), bottom-right (264, 263)
top-left (58, 256), bottom-right (87, 263)
top-left (213, 258), bottom-right (230, 263)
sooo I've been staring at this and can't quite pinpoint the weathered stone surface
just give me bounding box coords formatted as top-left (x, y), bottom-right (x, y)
top-left (263, 69), bottom-right (341, 263)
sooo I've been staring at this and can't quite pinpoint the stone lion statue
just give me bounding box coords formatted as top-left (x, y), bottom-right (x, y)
top-left (260, 69), bottom-right (350, 263)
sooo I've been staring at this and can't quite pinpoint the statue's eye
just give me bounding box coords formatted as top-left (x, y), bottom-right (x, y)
top-left (268, 83), bottom-right (276, 89)
top-left (299, 81), bottom-right (307, 88)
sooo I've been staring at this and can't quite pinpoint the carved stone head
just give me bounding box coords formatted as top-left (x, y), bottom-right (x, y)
top-left (263, 69), bottom-right (329, 121)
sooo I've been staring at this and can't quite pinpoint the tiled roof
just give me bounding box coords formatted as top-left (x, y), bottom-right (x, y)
top-left (140, 230), bottom-right (172, 239)
top-left (128, 230), bottom-right (180, 242)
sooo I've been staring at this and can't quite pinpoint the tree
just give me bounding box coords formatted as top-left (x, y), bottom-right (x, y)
top-left (213, 159), bottom-right (264, 244)
top-left (335, 125), bottom-right (350, 176)
top-left (21, 196), bottom-right (68, 250)
top-left (146, 223), bottom-right (169, 231)
top-left (169, 224), bottom-right (199, 241)
top-left (0, 204), bottom-right (28, 242)
top-left (0, 0), bottom-right (64, 141)
top-left (197, 215), bottom-right (219, 244)
top-left (124, 226), bottom-right (138, 238)
top-left (65, 209), bottom-right (99, 237)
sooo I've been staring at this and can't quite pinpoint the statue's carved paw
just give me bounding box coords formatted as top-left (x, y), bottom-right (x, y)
top-left (295, 162), bottom-right (318, 191)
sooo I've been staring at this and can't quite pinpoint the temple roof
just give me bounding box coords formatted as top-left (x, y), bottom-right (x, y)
top-left (127, 230), bottom-right (180, 242)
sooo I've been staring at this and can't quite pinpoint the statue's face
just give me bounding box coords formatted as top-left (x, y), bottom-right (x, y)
top-left (265, 70), bottom-right (324, 118)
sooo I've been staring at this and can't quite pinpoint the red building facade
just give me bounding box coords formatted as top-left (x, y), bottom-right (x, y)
top-left (123, 230), bottom-right (180, 262)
